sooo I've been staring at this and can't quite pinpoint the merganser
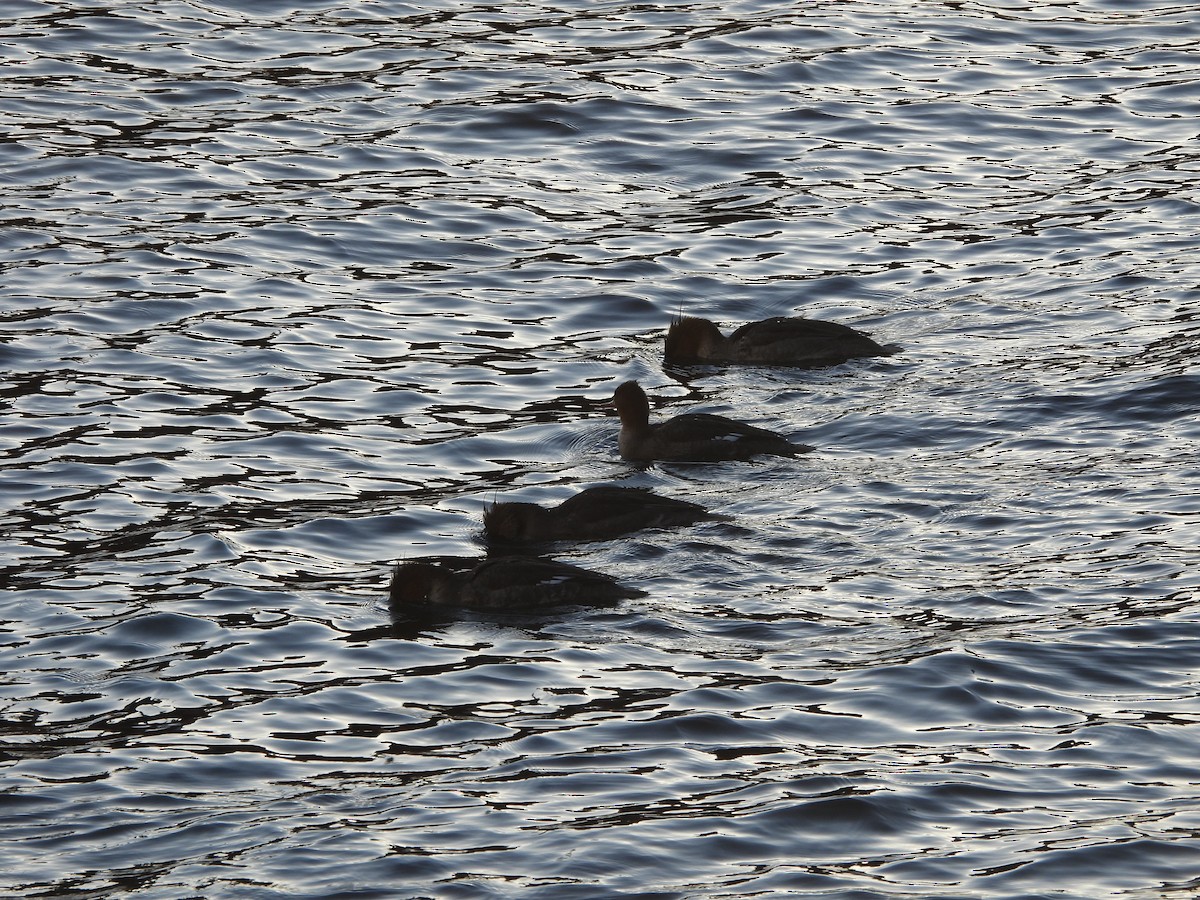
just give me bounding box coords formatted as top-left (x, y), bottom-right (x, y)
top-left (608, 380), bottom-right (811, 462)
top-left (483, 485), bottom-right (712, 544)
top-left (389, 555), bottom-right (643, 611)
top-left (664, 315), bottom-right (888, 367)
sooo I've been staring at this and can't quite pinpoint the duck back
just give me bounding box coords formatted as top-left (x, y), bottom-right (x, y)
top-left (390, 555), bottom-right (642, 612)
top-left (464, 556), bottom-right (643, 609)
top-left (724, 316), bottom-right (886, 366)
top-left (634, 412), bottom-right (809, 462)
top-left (554, 486), bottom-right (711, 538)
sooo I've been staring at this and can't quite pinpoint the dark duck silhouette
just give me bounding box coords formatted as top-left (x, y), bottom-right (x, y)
top-left (664, 315), bottom-right (888, 367)
top-left (608, 380), bottom-right (811, 463)
top-left (389, 555), bottom-right (643, 612)
top-left (483, 485), bottom-right (712, 545)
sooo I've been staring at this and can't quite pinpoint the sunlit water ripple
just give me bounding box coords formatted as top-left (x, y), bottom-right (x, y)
top-left (1, 1), bottom-right (1198, 897)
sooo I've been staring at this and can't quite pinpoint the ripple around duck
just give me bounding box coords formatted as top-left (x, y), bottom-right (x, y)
top-left (3, 0), bottom-right (1200, 898)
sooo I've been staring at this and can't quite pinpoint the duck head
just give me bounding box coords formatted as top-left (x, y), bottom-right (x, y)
top-left (664, 316), bottom-right (725, 363)
top-left (483, 501), bottom-right (553, 543)
top-left (388, 561), bottom-right (440, 607)
top-left (608, 380), bottom-right (652, 429)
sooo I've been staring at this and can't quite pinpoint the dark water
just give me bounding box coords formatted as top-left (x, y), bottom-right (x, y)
top-left (2, 1), bottom-right (1199, 897)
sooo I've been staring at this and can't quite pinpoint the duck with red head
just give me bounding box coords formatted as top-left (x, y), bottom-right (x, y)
top-left (664, 315), bottom-right (889, 367)
top-left (608, 380), bottom-right (811, 463)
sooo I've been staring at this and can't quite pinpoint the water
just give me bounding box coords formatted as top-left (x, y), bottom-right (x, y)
top-left (2, 1), bottom-right (1198, 897)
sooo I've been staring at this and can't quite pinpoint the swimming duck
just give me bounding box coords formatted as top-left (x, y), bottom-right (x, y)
top-left (608, 380), bottom-right (811, 462)
top-left (389, 554), bottom-right (643, 611)
top-left (483, 485), bottom-right (712, 544)
top-left (664, 315), bottom-right (888, 367)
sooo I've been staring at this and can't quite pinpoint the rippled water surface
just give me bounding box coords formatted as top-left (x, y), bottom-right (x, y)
top-left (2, 1), bottom-right (1199, 897)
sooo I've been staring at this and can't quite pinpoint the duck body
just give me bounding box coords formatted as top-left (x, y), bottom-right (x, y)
top-left (484, 485), bottom-right (712, 545)
top-left (665, 315), bottom-right (888, 367)
top-left (389, 554), bottom-right (643, 612)
top-left (609, 380), bottom-right (812, 463)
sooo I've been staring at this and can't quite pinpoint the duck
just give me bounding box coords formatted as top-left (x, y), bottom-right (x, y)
top-left (608, 380), bottom-right (812, 462)
top-left (664, 315), bottom-right (888, 367)
top-left (389, 554), bottom-right (644, 612)
top-left (483, 485), bottom-right (713, 545)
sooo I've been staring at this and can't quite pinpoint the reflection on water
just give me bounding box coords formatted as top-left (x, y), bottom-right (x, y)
top-left (2, 0), bottom-right (1199, 897)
